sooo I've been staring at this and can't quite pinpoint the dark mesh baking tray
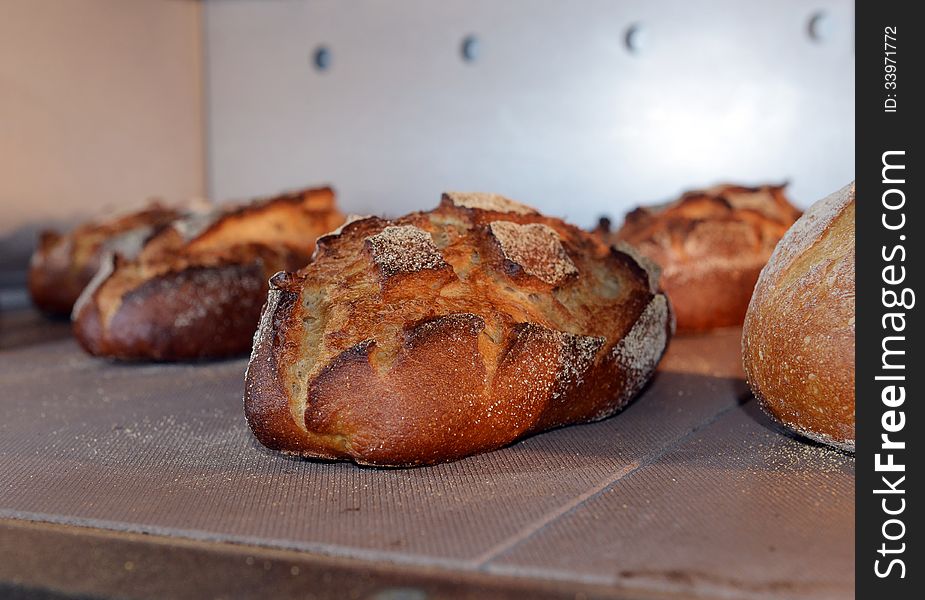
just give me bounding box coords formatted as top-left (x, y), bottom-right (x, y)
top-left (0, 307), bottom-right (854, 599)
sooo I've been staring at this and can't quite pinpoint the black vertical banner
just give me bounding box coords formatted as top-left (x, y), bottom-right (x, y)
top-left (856, 1), bottom-right (922, 598)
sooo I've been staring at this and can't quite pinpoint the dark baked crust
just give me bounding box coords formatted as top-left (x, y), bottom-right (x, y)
top-left (28, 203), bottom-right (181, 316)
top-left (605, 183), bottom-right (801, 333)
top-left (245, 192), bottom-right (673, 466)
top-left (72, 187), bottom-right (344, 361)
top-left (74, 259), bottom-right (269, 360)
top-left (742, 182), bottom-right (855, 451)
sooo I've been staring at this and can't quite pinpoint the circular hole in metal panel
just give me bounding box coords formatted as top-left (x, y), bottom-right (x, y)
top-left (461, 35), bottom-right (479, 63)
top-left (313, 46), bottom-right (331, 71)
top-left (624, 23), bottom-right (647, 55)
top-left (807, 11), bottom-right (833, 43)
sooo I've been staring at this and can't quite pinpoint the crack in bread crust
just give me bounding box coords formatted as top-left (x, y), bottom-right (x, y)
top-left (245, 192), bottom-right (672, 466)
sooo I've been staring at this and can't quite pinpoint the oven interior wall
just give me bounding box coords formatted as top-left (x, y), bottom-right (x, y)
top-left (0, 0), bottom-right (855, 283)
top-left (204, 0), bottom-right (855, 224)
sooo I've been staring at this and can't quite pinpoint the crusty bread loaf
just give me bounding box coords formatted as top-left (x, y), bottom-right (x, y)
top-left (742, 182), bottom-right (855, 451)
top-left (604, 183), bottom-right (801, 333)
top-left (245, 192), bottom-right (673, 466)
top-left (72, 187), bottom-right (343, 360)
top-left (28, 203), bottom-right (182, 316)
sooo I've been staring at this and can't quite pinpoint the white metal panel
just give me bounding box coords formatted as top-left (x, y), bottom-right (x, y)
top-left (203, 0), bottom-right (854, 227)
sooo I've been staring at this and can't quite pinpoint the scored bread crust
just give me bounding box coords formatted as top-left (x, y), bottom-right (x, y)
top-left (28, 203), bottom-right (182, 316)
top-left (606, 183), bottom-right (801, 333)
top-left (72, 187), bottom-right (344, 361)
top-left (245, 192), bottom-right (673, 466)
top-left (742, 182), bottom-right (855, 452)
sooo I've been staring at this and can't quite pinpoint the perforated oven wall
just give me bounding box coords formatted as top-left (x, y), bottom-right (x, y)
top-left (204, 0), bottom-right (855, 226)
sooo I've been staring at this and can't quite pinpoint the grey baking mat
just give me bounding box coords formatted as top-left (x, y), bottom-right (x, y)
top-left (0, 307), bottom-right (854, 599)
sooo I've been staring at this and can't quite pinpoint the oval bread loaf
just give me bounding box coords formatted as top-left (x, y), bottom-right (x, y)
top-left (245, 192), bottom-right (673, 466)
top-left (608, 183), bottom-right (801, 333)
top-left (72, 187), bottom-right (343, 360)
top-left (29, 202), bottom-right (182, 316)
top-left (742, 182), bottom-right (855, 451)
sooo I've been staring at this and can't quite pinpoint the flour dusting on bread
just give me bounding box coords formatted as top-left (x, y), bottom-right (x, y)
top-left (444, 192), bottom-right (538, 215)
top-left (760, 181), bottom-right (855, 285)
top-left (365, 225), bottom-right (449, 277)
top-left (554, 331), bottom-right (606, 398)
top-left (611, 294), bottom-right (669, 397)
top-left (489, 221), bottom-right (578, 285)
top-left (514, 324), bottom-right (605, 398)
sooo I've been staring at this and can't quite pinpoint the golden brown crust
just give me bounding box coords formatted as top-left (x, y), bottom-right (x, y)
top-left (72, 187), bottom-right (344, 361)
top-left (742, 182), bottom-right (855, 451)
top-left (28, 203), bottom-right (182, 316)
top-left (244, 273), bottom-right (326, 455)
top-left (605, 183), bottom-right (801, 333)
top-left (245, 192), bottom-right (673, 466)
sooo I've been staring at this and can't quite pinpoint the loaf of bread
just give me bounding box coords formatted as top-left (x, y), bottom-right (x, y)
top-left (245, 192), bottom-right (673, 466)
top-left (742, 182), bottom-right (855, 451)
top-left (602, 184), bottom-right (801, 333)
top-left (29, 202), bottom-right (183, 316)
top-left (73, 187), bottom-right (343, 360)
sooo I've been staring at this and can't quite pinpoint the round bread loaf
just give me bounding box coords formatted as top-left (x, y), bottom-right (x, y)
top-left (245, 192), bottom-right (673, 466)
top-left (72, 187), bottom-right (343, 360)
top-left (608, 183), bottom-right (801, 333)
top-left (28, 203), bottom-right (181, 316)
top-left (742, 182), bottom-right (855, 451)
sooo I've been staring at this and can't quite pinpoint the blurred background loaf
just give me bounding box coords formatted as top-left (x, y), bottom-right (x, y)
top-left (604, 183), bottom-right (801, 332)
